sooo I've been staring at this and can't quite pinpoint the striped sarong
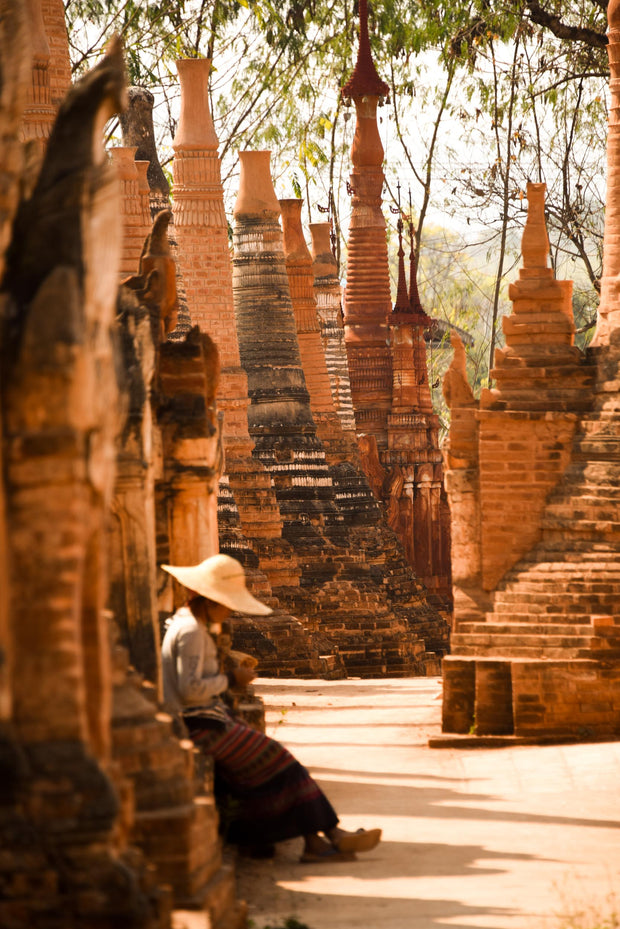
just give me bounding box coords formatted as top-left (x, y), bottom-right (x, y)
top-left (184, 713), bottom-right (339, 845)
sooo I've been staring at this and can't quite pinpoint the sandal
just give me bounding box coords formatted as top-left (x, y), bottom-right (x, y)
top-left (332, 828), bottom-right (382, 854)
top-left (300, 835), bottom-right (357, 863)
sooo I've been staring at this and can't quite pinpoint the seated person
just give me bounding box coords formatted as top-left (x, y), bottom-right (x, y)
top-left (160, 553), bottom-right (382, 863)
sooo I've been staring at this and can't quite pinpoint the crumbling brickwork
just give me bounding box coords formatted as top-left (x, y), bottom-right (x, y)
top-left (1, 10), bottom-right (249, 926)
top-left (442, 172), bottom-right (620, 740)
top-left (0, 27), bottom-right (174, 926)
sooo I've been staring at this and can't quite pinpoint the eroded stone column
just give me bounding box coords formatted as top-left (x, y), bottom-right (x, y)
top-left (158, 329), bottom-right (222, 598)
top-left (119, 86), bottom-right (171, 214)
top-left (110, 146), bottom-right (151, 278)
top-left (310, 221), bottom-right (357, 435)
top-left (281, 198), bottom-right (352, 463)
top-left (0, 0), bottom-right (31, 738)
top-left (233, 152), bottom-right (340, 537)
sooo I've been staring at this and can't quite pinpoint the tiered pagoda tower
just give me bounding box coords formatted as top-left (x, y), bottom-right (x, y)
top-left (385, 212), bottom-right (451, 603)
top-left (232, 151), bottom-right (446, 676)
top-left (171, 59), bottom-right (251, 448)
top-left (341, 5), bottom-right (451, 607)
top-left (170, 59), bottom-right (301, 592)
top-left (340, 0), bottom-right (392, 451)
top-left (310, 221), bottom-right (357, 435)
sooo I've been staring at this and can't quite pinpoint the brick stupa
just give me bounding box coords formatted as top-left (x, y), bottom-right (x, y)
top-left (281, 198), bottom-right (358, 463)
top-left (170, 59), bottom-right (301, 593)
top-left (232, 151), bottom-right (445, 675)
top-left (440, 127), bottom-right (620, 744)
top-left (340, 0), bottom-right (393, 450)
top-left (340, 5), bottom-right (452, 610)
top-left (280, 201), bottom-right (449, 656)
top-left (309, 221), bottom-right (357, 435)
top-left (385, 214), bottom-right (451, 603)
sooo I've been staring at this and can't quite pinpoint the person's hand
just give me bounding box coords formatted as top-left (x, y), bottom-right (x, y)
top-left (232, 665), bottom-right (256, 688)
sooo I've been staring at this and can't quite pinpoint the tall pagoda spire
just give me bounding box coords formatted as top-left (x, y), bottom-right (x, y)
top-left (341, 0), bottom-right (389, 101)
top-left (408, 220), bottom-right (433, 329)
top-left (392, 186), bottom-right (410, 314)
top-left (340, 0), bottom-right (393, 451)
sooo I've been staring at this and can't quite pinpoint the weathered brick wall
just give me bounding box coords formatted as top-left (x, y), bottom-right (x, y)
top-left (477, 410), bottom-right (578, 591)
top-left (41, 0), bottom-right (71, 105)
top-left (512, 660), bottom-right (620, 738)
top-left (443, 657), bottom-right (620, 739)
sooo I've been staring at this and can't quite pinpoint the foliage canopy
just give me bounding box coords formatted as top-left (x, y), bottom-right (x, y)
top-left (66, 0), bottom-right (611, 397)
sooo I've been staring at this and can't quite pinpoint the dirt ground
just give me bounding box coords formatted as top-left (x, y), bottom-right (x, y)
top-left (232, 677), bottom-right (620, 929)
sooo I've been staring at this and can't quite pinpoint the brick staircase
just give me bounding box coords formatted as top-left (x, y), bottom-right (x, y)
top-left (443, 345), bottom-right (620, 739)
top-left (453, 342), bottom-right (620, 658)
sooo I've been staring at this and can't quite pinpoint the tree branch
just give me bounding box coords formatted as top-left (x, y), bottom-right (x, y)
top-left (525, 0), bottom-right (607, 49)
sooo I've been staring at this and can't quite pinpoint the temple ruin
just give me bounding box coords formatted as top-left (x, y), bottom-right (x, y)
top-left (1, 1), bottom-right (450, 924)
top-left (440, 1), bottom-right (620, 739)
top-left (6, 0), bottom-right (620, 926)
top-left (341, 0), bottom-right (452, 608)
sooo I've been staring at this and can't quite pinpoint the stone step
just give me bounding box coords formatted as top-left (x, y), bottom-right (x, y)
top-left (513, 561), bottom-right (620, 578)
top-left (457, 621), bottom-right (593, 637)
top-left (452, 631), bottom-right (593, 650)
top-left (493, 589), bottom-right (619, 608)
top-left (524, 541), bottom-right (620, 559)
top-left (544, 501), bottom-right (620, 521)
top-left (500, 577), bottom-right (620, 594)
top-left (578, 411), bottom-right (620, 427)
top-left (540, 515), bottom-right (620, 535)
top-left (450, 643), bottom-right (587, 659)
top-left (573, 441), bottom-right (620, 461)
top-left (485, 611), bottom-right (596, 625)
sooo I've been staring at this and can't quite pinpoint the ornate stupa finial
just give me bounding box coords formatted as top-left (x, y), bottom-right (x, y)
top-left (407, 190), bottom-right (433, 330)
top-left (316, 188), bottom-right (338, 258)
top-left (341, 0), bottom-right (389, 101)
top-left (392, 182), bottom-right (410, 314)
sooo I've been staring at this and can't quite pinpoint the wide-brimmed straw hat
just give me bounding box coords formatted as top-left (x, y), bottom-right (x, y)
top-left (161, 554), bottom-right (272, 616)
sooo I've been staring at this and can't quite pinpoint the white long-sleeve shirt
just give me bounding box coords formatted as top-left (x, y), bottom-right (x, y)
top-left (161, 606), bottom-right (229, 715)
